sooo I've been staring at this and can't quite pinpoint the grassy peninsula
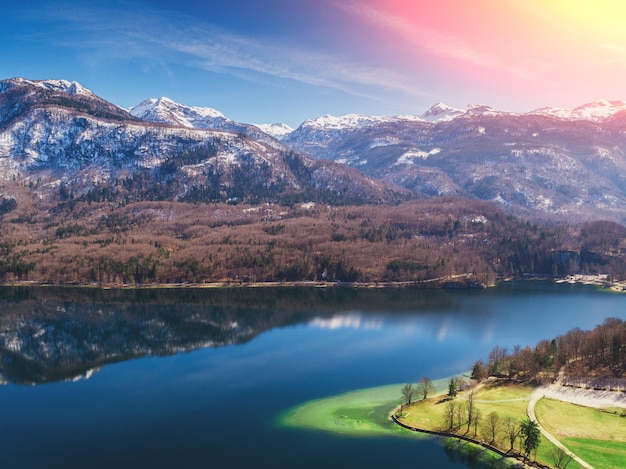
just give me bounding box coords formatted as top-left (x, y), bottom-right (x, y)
top-left (281, 319), bottom-right (626, 469)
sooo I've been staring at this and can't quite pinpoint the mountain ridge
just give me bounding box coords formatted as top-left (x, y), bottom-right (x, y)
top-left (3, 77), bottom-right (626, 223)
top-left (0, 77), bottom-right (400, 207)
top-left (1, 78), bottom-right (625, 289)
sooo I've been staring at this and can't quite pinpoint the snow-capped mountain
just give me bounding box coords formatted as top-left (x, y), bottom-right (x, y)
top-left (290, 103), bottom-right (503, 135)
top-left (299, 113), bottom-right (413, 131)
top-left (0, 78), bottom-right (397, 205)
top-left (0, 77), bottom-right (97, 99)
top-left (130, 96), bottom-right (226, 127)
top-left (129, 96), bottom-right (283, 147)
top-left (284, 104), bottom-right (626, 223)
top-left (532, 99), bottom-right (626, 122)
top-left (252, 122), bottom-right (294, 140)
top-left (4, 76), bottom-right (626, 222)
top-left (285, 104), bottom-right (505, 150)
top-left (420, 103), bottom-right (467, 122)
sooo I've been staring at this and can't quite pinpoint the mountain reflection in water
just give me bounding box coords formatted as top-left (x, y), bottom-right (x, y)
top-left (0, 282), bottom-right (617, 386)
top-left (0, 286), bottom-right (484, 385)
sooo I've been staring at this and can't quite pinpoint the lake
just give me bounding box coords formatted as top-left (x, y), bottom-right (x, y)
top-left (0, 281), bottom-right (623, 468)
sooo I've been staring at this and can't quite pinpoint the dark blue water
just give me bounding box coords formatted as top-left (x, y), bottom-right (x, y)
top-left (0, 282), bottom-right (623, 468)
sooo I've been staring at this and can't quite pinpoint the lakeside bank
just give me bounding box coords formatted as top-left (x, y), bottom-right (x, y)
top-left (1, 272), bottom-right (624, 292)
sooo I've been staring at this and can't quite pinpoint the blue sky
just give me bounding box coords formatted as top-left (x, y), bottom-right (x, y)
top-left (3, 0), bottom-right (626, 127)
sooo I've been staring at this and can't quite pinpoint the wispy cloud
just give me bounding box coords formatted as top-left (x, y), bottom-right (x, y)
top-left (23, 2), bottom-right (431, 103)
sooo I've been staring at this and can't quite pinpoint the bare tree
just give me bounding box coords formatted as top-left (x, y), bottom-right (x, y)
top-left (488, 345), bottom-right (508, 376)
top-left (454, 376), bottom-right (467, 391)
top-left (445, 400), bottom-right (456, 430)
top-left (401, 383), bottom-right (417, 404)
top-left (472, 408), bottom-right (481, 437)
top-left (456, 404), bottom-right (467, 431)
top-left (550, 446), bottom-right (573, 469)
top-left (486, 411), bottom-right (501, 444)
top-left (396, 401), bottom-right (404, 417)
top-left (417, 376), bottom-right (434, 400)
top-left (504, 417), bottom-right (520, 453)
top-left (471, 360), bottom-right (489, 381)
top-left (465, 389), bottom-right (475, 433)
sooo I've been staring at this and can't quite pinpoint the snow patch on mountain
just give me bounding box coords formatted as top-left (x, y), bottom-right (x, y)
top-left (291, 104), bottom-right (506, 137)
top-left (395, 148), bottom-right (441, 165)
top-left (369, 136), bottom-right (401, 149)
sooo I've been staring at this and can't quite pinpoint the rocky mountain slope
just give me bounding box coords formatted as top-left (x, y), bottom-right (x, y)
top-left (282, 103), bottom-right (626, 223)
top-left (0, 78), bottom-right (398, 205)
top-left (3, 77), bottom-right (626, 223)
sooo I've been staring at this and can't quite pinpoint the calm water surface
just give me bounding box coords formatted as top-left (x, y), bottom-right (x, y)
top-left (0, 282), bottom-right (623, 468)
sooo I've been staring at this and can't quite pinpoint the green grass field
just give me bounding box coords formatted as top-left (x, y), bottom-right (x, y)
top-left (398, 381), bottom-right (581, 468)
top-left (400, 380), bottom-right (531, 434)
top-left (535, 398), bottom-right (626, 469)
top-left (562, 438), bottom-right (626, 469)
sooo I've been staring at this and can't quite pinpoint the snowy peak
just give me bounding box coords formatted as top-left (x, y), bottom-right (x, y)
top-left (0, 78), bottom-right (96, 98)
top-left (531, 100), bottom-right (626, 122)
top-left (295, 103), bottom-right (503, 133)
top-left (35, 79), bottom-right (94, 97)
top-left (253, 122), bottom-right (294, 139)
top-left (128, 97), bottom-right (285, 147)
top-left (465, 104), bottom-right (497, 115)
top-left (298, 113), bottom-right (426, 133)
top-left (127, 96), bottom-right (288, 149)
top-left (300, 113), bottom-right (391, 131)
top-left (0, 77), bottom-right (136, 125)
top-left (130, 97), bottom-right (226, 128)
top-left (420, 103), bottom-right (500, 122)
top-left (421, 103), bottom-right (465, 122)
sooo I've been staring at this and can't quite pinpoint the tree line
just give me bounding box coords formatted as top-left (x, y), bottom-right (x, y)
top-left (472, 317), bottom-right (625, 385)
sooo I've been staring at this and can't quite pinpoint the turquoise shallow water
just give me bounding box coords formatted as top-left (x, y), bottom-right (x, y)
top-left (0, 282), bottom-right (622, 468)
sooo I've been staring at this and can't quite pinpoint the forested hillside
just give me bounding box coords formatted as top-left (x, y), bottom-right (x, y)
top-left (1, 195), bottom-right (625, 286)
top-left (477, 318), bottom-right (626, 385)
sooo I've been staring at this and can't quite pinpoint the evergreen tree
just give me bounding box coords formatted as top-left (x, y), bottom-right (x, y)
top-left (520, 419), bottom-right (541, 461)
top-left (447, 377), bottom-right (457, 398)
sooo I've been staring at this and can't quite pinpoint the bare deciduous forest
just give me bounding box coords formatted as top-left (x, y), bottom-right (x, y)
top-left (1, 187), bottom-right (625, 287)
top-left (477, 318), bottom-right (626, 382)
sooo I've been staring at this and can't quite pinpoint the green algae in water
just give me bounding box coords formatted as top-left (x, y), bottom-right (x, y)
top-left (278, 377), bottom-right (453, 437)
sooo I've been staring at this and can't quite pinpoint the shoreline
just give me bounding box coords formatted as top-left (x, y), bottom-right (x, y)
top-left (0, 273), bottom-right (484, 290)
top-left (0, 274), bottom-right (623, 292)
